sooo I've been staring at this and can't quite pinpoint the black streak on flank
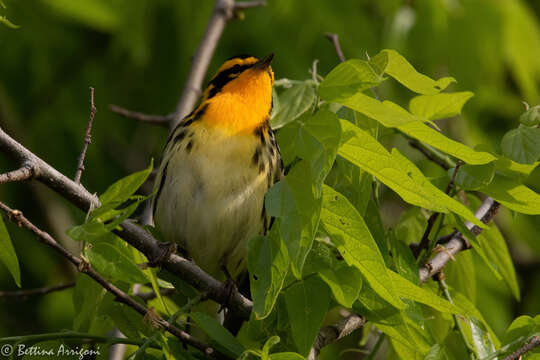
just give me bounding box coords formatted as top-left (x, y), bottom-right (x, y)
top-left (186, 140), bottom-right (193, 153)
top-left (172, 129), bottom-right (186, 145)
top-left (153, 161), bottom-right (169, 217)
top-left (207, 64), bottom-right (253, 98)
top-left (252, 146), bottom-right (261, 167)
top-left (183, 103), bottom-right (208, 128)
top-left (254, 125), bottom-right (266, 145)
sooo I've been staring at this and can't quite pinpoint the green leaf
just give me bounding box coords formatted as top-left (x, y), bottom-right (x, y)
top-left (481, 174), bottom-right (540, 215)
top-left (372, 49), bottom-right (456, 94)
top-left (248, 234), bottom-right (289, 319)
top-left (387, 270), bottom-right (462, 314)
top-left (470, 317), bottom-right (497, 359)
top-left (87, 242), bottom-right (149, 284)
top-left (191, 312), bottom-right (245, 357)
top-left (318, 59), bottom-right (384, 101)
top-left (501, 126), bottom-right (540, 164)
top-left (66, 221), bottom-right (108, 242)
top-left (389, 102), bottom-right (497, 165)
top-left (271, 81), bottom-right (316, 129)
top-left (337, 120), bottom-right (486, 227)
top-left (520, 105), bottom-right (540, 126)
top-left (503, 315), bottom-right (540, 345)
top-left (318, 262), bottom-right (363, 308)
top-left (0, 215), bottom-right (20, 287)
top-left (73, 273), bottom-right (106, 331)
top-left (409, 92), bottom-right (474, 120)
top-left (424, 344), bottom-right (451, 360)
top-left (321, 185), bottom-right (405, 309)
top-left (388, 231), bottom-right (419, 283)
top-left (478, 223), bottom-right (520, 301)
top-left (100, 160), bottom-right (153, 205)
top-left (330, 92), bottom-right (427, 127)
top-left (265, 161), bottom-right (321, 277)
top-left (284, 276), bottom-right (331, 356)
top-left (450, 163), bottom-right (495, 190)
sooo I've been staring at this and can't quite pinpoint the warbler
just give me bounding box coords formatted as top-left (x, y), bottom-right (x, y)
top-left (152, 54), bottom-right (282, 281)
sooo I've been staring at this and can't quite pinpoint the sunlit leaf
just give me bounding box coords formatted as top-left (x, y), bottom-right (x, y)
top-left (337, 119), bottom-right (485, 227)
top-left (409, 92), bottom-right (474, 120)
top-left (319, 59), bottom-right (384, 100)
top-left (321, 185), bottom-right (404, 309)
top-left (371, 49), bottom-right (456, 94)
top-left (100, 160), bottom-right (153, 205)
top-left (481, 175), bottom-right (540, 215)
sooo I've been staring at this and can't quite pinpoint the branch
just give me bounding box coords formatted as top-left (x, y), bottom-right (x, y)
top-left (324, 33), bottom-right (346, 63)
top-left (307, 314), bottom-right (366, 360)
top-left (0, 283), bottom-right (74, 299)
top-left (0, 201), bottom-right (223, 358)
top-left (503, 335), bottom-right (540, 360)
top-left (172, 0), bottom-right (265, 129)
top-left (108, 105), bottom-right (172, 127)
top-left (74, 87), bottom-right (97, 184)
top-left (0, 164), bottom-right (35, 184)
top-left (0, 126), bottom-right (253, 320)
top-left (419, 197), bottom-right (500, 283)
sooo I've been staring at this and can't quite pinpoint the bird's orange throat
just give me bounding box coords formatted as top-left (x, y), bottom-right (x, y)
top-left (201, 69), bottom-right (273, 135)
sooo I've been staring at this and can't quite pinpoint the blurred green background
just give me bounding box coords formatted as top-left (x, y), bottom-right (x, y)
top-left (0, 0), bottom-right (539, 345)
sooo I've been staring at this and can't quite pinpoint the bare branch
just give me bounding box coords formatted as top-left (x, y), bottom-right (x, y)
top-left (233, 0), bottom-right (266, 10)
top-left (173, 0), bottom-right (266, 129)
top-left (109, 105), bottom-right (172, 127)
top-left (324, 33), bottom-right (346, 63)
top-left (74, 87), bottom-right (97, 184)
top-left (0, 283), bottom-right (74, 299)
top-left (419, 197), bottom-right (500, 283)
top-left (308, 314), bottom-right (366, 360)
top-left (0, 201), bottom-right (222, 358)
top-left (0, 164), bottom-right (35, 184)
top-left (0, 126), bottom-right (253, 319)
top-left (503, 335), bottom-right (540, 360)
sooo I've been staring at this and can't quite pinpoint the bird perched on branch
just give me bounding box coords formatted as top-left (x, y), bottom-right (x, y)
top-left (152, 54), bottom-right (282, 282)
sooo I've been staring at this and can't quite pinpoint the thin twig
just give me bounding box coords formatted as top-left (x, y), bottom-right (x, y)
top-left (172, 0), bottom-right (265, 129)
top-left (233, 0), bottom-right (266, 10)
top-left (0, 164), bottom-right (35, 184)
top-left (307, 314), bottom-right (366, 360)
top-left (324, 33), bottom-right (346, 63)
top-left (419, 198), bottom-right (500, 283)
top-left (74, 87), bottom-right (97, 184)
top-left (0, 283), bottom-right (74, 299)
top-left (0, 126), bottom-right (253, 319)
top-left (408, 139), bottom-right (452, 170)
top-left (0, 201), bottom-right (223, 359)
top-left (108, 105), bottom-right (172, 127)
top-left (415, 164), bottom-right (462, 258)
top-left (503, 335), bottom-right (540, 360)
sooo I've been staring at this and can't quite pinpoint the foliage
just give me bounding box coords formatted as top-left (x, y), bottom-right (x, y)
top-left (1, 1), bottom-right (540, 359)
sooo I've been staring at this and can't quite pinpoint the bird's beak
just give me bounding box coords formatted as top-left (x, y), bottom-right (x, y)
top-left (253, 53), bottom-right (274, 70)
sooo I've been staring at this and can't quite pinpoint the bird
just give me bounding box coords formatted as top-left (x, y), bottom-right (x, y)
top-left (152, 53), bottom-right (282, 283)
